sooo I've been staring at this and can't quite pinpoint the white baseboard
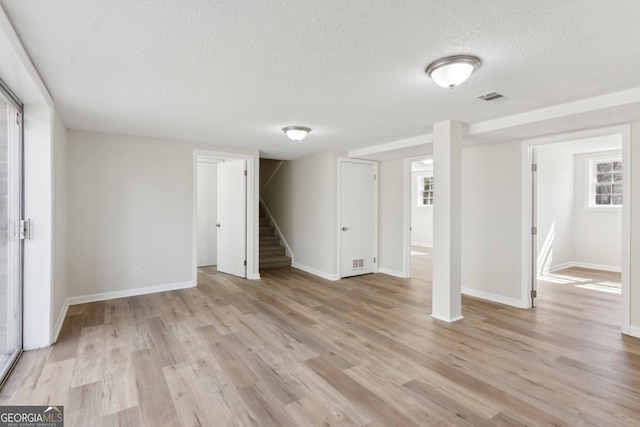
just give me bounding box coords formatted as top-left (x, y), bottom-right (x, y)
top-left (411, 242), bottom-right (433, 248)
top-left (54, 280), bottom-right (195, 343)
top-left (431, 314), bottom-right (464, 323)
top-left (462, 287), bottom-right (527, 308)
top-left (548, 261), bottom-right (621, 273)
top-left (378, 267), bottom-right (408, 278)
top-left (626, 325), bottom-right (640, 339)
top-left (250, 273), bottom-right (261, 280)
top-left (291, 262), bottom-right (340, 281)
top-left (52, 300), bottom-right (70, 345)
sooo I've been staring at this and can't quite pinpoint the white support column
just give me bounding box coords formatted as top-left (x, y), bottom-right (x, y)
top-left (431, 120), bottom-right (463, 322)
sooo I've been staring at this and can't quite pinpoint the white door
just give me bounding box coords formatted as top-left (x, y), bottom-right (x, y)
top-left (197, 160), bottom-right (219, 267)
top-left (340, 161), bottom-right (376, 278)
top-left (217, 159), bottom-right (246, 277)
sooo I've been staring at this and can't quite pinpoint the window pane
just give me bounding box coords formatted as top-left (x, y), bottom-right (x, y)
top-left (596, 173), bottom-right (611, 183)
top-left (596, 184), bottom-right (611, 195)
top-left (0, 94), bottom-right (22, 382)
top-left (613, 172), bottom-right (623, 182)
top-left (597, 162), bottom-right (612, 172)
top-left (596, 195), bottom-right (611, 205)
top-left (612, 183), bottom-right (623, 194)
top-left (612, 195), bottom-right (623, 205)
top-left (613, 161), bottom-right (623, 172)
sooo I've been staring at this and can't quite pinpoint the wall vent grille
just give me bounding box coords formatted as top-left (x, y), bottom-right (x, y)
top-left (352, 258), bottom-right (365, 270)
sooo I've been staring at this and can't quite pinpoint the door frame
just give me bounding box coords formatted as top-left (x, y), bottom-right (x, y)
top-left (520, 124), bottom-right (631, 335)
top-left (192, 150), bottom-right (258, 282)
top-left (337, 158), bottom-right (378, 278)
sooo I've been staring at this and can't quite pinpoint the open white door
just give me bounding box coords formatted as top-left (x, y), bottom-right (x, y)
top-left (217, 159), bottom-right (246, 277)
top-left (340, 160), bottom-right (376, 278)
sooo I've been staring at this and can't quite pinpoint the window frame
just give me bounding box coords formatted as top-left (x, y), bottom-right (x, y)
top-left (416, 174), bottom-right (434, 208)
top-left (586, 155), bottom-right (623, 211)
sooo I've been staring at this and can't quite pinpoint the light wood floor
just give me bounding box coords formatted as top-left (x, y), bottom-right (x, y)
top-left (1, 247), bottom-right (639, 426)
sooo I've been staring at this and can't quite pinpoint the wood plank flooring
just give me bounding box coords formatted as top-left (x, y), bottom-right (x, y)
top-left (1, 247), bottom-right (639, 426)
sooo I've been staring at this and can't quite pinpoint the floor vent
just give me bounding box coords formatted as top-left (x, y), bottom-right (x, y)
top-left (352, 258), bottom-right (365, 270)
top-left (476, 91), bottom-right (507, 102)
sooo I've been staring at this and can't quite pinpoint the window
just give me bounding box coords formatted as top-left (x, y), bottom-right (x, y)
top-left (588, 158), bottom-right (622, 207)
top-left (417, 175), bottom-right (433, 206)
top-left (0, 80), bottom-right (23, 384)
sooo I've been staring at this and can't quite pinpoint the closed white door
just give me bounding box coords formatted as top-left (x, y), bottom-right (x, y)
top-left (340, 161), bottom-right (376, 278)
top-left (217, 159), bottom-right (246, 277)
top-left (197, 160), bottom-right (219, 267)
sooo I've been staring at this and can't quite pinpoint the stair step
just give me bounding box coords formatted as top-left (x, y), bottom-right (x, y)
top-left (259, 226), bottom-right (275, 236)
top-left (259, 217), bottom-right (270, 227)
top-left (259, 235), bottom-right (280, 244)
top-left (259, 255), bottom-right (292, 269)
top-left (259, 245), bottom-right (285, 257)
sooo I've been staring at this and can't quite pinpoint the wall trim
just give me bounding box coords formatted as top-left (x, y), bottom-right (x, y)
top-left (52, 300), bottom-right (70, 345)
top-left (462, 287), bottom-right (527, 309)
top-left (627, 325), bottom-right (640, 339)
top-left (377, 267), bottom-right (408, 278)
top-left (291, 262), bottom-right (340, 281)
top-left (431, 314), bottom-right (464, 323)
top-left (54, 280), bottom-right (194, 343)
top-left (548, 262), bottom-right (621, 274)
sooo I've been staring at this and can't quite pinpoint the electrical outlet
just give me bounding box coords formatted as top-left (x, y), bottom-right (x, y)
top-left (132, 267), bottom-right (140, 278)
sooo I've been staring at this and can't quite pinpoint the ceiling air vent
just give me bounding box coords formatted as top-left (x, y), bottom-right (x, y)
top-left (476, 91), bottom-right (506, 102)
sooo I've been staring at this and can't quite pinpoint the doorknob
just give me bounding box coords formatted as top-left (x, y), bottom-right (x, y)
top-left (342, 227), bottom-right (348, 231)
top-left (216, 223), bottom-right (221, 228)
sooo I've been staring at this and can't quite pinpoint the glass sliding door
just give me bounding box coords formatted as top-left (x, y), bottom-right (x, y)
top-left (0, 81), bottom-right (22, 385)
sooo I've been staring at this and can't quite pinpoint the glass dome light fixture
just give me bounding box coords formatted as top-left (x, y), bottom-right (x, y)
top-left (283, 126), bottom-right (311, 141)
top-left (425, 55), bottom-right (481, 89)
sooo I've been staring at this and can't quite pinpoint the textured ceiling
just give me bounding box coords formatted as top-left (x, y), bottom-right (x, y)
top-left (2, 1), bottom-right (640, 159)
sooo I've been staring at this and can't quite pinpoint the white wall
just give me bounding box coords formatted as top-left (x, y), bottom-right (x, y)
top-left (629, 122), bottom-right (640, 333)
top-left (411, 169), bottom-right (433, 247)
top-left (572, 150), bottom-right (622, 270)
top-left (378, 159), bottom-right (404, 276)
top-left (259, 158), bottom-right (282, 192)
top-left (51, 110), bottom-right (68, 340)
top-left (261, 150), bottom-right (340, 279)
top-left (67, 130), bottom-right (258, 298)
top-left (22, 105), bottom-right (54, 348)
top-left (461, 141), bottom-right (523, 303)
top-left (536, 146), bottom-right (574, 273)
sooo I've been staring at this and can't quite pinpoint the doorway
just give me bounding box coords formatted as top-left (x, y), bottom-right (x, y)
top-left (192, 150), bottom-right (257, 281)
top-left (338, 158), bottom-right (377, 278)
top-left (0, 81), bottom-right (23, 384)
top-left (523, 125), bottom-right (631, 334)
top-left (197, 158), bottom-right (221, 267)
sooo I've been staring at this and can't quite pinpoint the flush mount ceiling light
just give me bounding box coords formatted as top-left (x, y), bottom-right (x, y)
top-left (425, 55), bottom-right (481, 89)
top-left (282, 126), bottom-right (311, 141)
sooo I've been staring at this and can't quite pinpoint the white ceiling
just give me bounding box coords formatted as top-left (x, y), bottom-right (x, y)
top-left (2, 1), bottom-right (640, 160)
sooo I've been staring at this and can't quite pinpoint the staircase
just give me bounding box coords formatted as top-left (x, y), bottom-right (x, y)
top-left (259, 203), bottom-right (292, 270)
